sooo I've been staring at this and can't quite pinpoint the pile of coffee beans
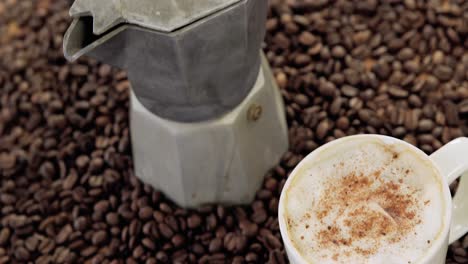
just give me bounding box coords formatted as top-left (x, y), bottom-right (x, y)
top-left (0, 0), bottom-right (466, 263)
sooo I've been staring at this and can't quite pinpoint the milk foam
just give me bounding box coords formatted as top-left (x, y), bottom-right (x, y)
top-left (283, 138), bottom-right (446, 264)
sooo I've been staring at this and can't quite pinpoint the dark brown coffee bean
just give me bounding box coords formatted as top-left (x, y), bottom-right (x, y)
top-left (264, 178), bottom-right (278, 192)
top-left (171, 234), bottom-right (185, 248)
top-left (0, 228), bottom-right (10, 246)
top-left (373, 62), bottom-right (391, 80)
top-left (397, 48), bottom-right (415, 61)
top-left (335, 117), bottom-right (350, 131)
top-left (71, 65), bottom-right (89, 76)
top-left (454, 255), bottom-right (468, 263)
top-left (224, 233), bottom-right (247, 253)
top-left (14, 246), bottom-right (30, 261)
top-left (165, 215), bottom-right (179, 232)
top-left (408, 95), bottom-right (422, 107)
top-left (98, 64), bottom-right (112, 77)
top-left (294, 54), bottom-right (311, 66)
top-left (91, 231), bottom-right (107, 246)
top-left (444, 101), bottom-right (460, 126)
top-left (0, 256), bottom-right (10, 264)
top-left (293, 94), bottom-right (309, 106)
top-left (433, 65), bottom-right (453, 81)
top-left (298, 32), bottom-right (317, 46)
top-left (25, 235), bottom-right (39, 251)
top-left (341, 85), bottom-right (359, 97)
top-left (265, 233), bottom-right (282, 249)
top-left (275, 72), bottom-right (288, 89)
top-left (239, 220), bottom-right (258, 238)
top-left (418, 119), bottom-right (435, 132)
top-left (331, 46), bottom-right (346, 58)
top-left (187, 214), bottom-right (202, 229)
top-left (73, 217), bottom-right (88, 231)
top-left (358, 109), bottom-right (373, 123)
top-left (105, 213), bottom-right (119, 226)
top-left (141, 238), bottom-right (156, 250)
top-left (75, 155), bottom-right (89, 170)
top-left (39, 161), bottom-right (55, 178)
top-left (459, 103), bottom-right (468, 115)
top-left (251, 209), bottom-right (268, 224)
top-left (191, 243), bottom-right (205, 256)
top-left (0, 153), bottom-right (16, 170)
top-left (56, 224), bottom-right (72, 244)
top-left (318, 80), bottom-right (337, 98)
top-left (81, 246), bottom-right (97, 257)
top-left (62, 172), bottom-right (78, 190)
top-left (206, 214), bottom-right (217, 230)
top-left (94, 200), bottom-right (110, 213)
top-left (328, 98), bottom-right (342, 116)
top-left (462, 236), bottom-right (468, 249)
top-left (273, 32), bottom-right (290, 49)
top-left (404, 109), bottom-right (420, 131)
top-left (129, 219), bottom-right (142, 237)
top-left (403, 135), bottom-right (418, 146)
top-left (0, 193), bottom-right (15, 205)
top-left (268, 249), bottom-right (286, 264)
top-left (209, 238), bottom-right (223, 253)
top-left (138, 207), bottom-right (153, 220)
top-left (454, 247), bottom-right (467, 257)
top-left (159, 203), bottom-right (173, 214)
top-left (316, 120), bottom-right (330, 140)
top-left (388, 86), bottom-right (409, 98)
top-left (159, 223), bottom-right (174, 239)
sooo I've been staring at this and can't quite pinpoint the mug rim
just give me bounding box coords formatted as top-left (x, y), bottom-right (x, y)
top-left (278, 134), bottom-right (452, 264)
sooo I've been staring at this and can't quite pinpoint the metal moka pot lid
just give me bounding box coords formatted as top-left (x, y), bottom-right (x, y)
top-left (70, 0), bottom-right (242, 35)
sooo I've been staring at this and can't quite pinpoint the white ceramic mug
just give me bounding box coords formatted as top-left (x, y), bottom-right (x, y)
top-left (278, 135), bottom-right (468, 264)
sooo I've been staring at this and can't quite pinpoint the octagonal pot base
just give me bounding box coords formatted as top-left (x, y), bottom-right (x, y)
top-left (130, 53), bottom-right (288, 208)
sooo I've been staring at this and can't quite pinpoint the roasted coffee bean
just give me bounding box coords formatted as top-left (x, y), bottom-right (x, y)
top-left (56, 224), bottom-right (73, 244)
top-left (318, 80), bottom-right (337, 98)
top-left (341, 85), bottom-right (359, 97)
top-left (0, 228), bottom-right (10, 246)
top-left (63, 172), bottom-right (78, 190)
top-left (239, 220), bottom-right (258, 238)
top-left (138, 207), bottom-right (153, 220)
top-left (293, 94), bottom-right (309, 106)
top-left (223, 233), bottom-right (247, 253)
top-left (91, 231), bottom-right (107, 246)
top-left (73, 217), bottom-right (88, 232)
top-left (25, 235), bottom-right (39, 251)
top-left (418, 119), bottom-right (435, 132)
top-left (251, 209), bottom-right (268, 224)
top-left (105, 213), bottom-right (119, 226)
top-left (172, 234), bottom-right (185, 248)
top-left (316, 120), bottom-right (330, 140)
top-left (388, 86), bottom-right (409, 98)
top-left (187, 214), bottom-right (202, 229)
top-left (268, 249), bottom-right (287, 264)
top-left (209, 238), bottom-right (223, 253)
top-left (0, 0), bottom-right (466, 263)
top-left (433, 65), bottom-right (453, 81)
top-left (94, 200), bottom-right (110, 213)
top-left (158, 223), bottom-right (174, 239)
top-left (331, 46), bottom-right (346, 58)
top-left (0, 153), bottom-right (16, 170)
top-left (444, 101), bottom-right (460, 126)
top-left (14, 246), bottom-right (30, 261)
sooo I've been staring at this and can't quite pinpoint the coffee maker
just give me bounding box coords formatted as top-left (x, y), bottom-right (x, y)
top-left (63, 0), bottom-right (288, 207)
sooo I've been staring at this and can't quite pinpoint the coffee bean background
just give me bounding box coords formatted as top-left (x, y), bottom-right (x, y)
top-left (0, 0), bottom-right (467, 263)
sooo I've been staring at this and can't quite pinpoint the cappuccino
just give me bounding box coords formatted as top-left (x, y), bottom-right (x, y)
top-left (282, 137), bottom-right (446, 263)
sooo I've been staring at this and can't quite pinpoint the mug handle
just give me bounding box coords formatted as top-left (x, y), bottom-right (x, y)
top-left (430, 137), bottom-right (468, 244)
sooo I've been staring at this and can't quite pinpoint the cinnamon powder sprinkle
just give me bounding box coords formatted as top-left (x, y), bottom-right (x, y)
top-left (311, 159), bottom-right (423, 261)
